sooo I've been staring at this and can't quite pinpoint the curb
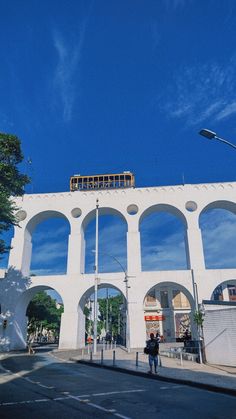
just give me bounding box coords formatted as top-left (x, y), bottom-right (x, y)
top-left (72, 359), bottom-right (236, 398)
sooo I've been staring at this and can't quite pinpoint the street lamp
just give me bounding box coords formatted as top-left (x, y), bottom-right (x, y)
top-left (93, 199), bottom-right (99, 354)
top-left (199, 129), bottom-right (236, 150)
top-left (191, 269), bottom-right (203, 364)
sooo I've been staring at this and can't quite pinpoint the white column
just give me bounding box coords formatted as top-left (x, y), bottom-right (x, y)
top-left (128, 301), bottom-right (146, 348)
top-left (8, 228), bottom-right (32, 277)
top-left (185, 221), bottom-right (205, 270)
top-left (67, 230), bottom-right (85, 274)
top-left (59, 310), bottom-right (80, 349)
top-left (222, 286), bottom-right (229, 301)
top-left (10, 315), bottom-right (28, 350)
top-left (127, 217), bottom-right (141, 274)
top-left (77, 305), bottom-right (86, 348)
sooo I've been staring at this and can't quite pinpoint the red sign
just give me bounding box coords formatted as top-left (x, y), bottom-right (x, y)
top-left (145, 315), bottom-right (165, 321)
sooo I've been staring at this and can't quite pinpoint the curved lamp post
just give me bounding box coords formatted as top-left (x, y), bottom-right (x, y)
top-left (199, 129), bottom-right (236, 150)
top-left (92, 250), bottom-right (131, 352)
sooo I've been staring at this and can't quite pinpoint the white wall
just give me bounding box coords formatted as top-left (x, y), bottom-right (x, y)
top-left (203, 305), bottom-right (236, 366)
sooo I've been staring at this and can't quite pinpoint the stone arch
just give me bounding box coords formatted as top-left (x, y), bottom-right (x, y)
top-left (210, 279), bottom-right (236, 302)
top-left (199, 200), bottom-right (236, 218)
top-left (139, 204), bottom-right (188, 228)
top-left (139, 204), bottom-right (188, 271)
top-left (81, 207), bottom-right (128, 232)
top-left (199, 201), bottom-right (236, 269)
top-left (77, 283), bottom-right (126, 347)
top-left (143, 281), bottom-right (195, 342)
top-left (13, 285), bottom-right (64, 350)
top-left (81, 207), bottom-right (128, 274)
top-left (25, 210), bottom-right (71, 235)
top-left (21, 210), bottom-right (71, 276)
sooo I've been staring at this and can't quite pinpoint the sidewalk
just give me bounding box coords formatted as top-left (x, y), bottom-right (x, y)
top-left (52, 346), bottom-right (236, 397)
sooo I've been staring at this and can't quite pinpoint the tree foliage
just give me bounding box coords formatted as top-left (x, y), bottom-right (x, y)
top-left (0, 132), bottom-right (30, 254)
top-left (26, 291), bottom-right (63, 336)
top-left (194, 310), bottom-right (204, 327)
top-left (98, 294), bottom-right (124, 335)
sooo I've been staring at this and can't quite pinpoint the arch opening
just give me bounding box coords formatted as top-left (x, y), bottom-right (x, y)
top-left (144, 282), bottom-right (194, 342)
top-left (211, 279), bottom-right (236, 302)
top-left (200, 206), bottom-right (236, 269)
top-left (15, 286), bottom-right (64, 350)
top-left (140, 209), bottom-right (188, 271)
top-left (78, 284), bottom-right (127, 347)
top-left (30, 217), bottom-right (70, 276)
top-left (84, 212), bottom-right (127, 274)
top-left (0, 226), bottom-right (14, 270)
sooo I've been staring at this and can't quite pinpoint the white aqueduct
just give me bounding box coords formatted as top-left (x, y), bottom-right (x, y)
top-left (1, 180), bottom-right (236, 352)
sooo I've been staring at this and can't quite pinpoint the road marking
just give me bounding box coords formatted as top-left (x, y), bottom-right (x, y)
top-left (92, 389), bottom-right (146, 396)
top-left (160, 385), bottom-right (184, 390)
top-left (0, 384), bottom-right (143, 419)
top-left (53, 397), bottom-right (68, 401)
top-left (37, 383), bottom-right (54, 389)
top-left (114, 414), bottom-right (131, 419)
top-left (67, 394), bottom-right (132, 418)
top-left (35, 399), bottom-right (49, 402)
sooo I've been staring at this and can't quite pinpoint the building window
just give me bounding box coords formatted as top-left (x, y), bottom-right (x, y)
top-left (160, 291), bottom-right (169, 308)
top-left (145, 291), bottom-right (156, 306)
top-left (228, 284), bottom-right (236, 301)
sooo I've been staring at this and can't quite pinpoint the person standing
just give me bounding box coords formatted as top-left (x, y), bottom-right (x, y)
top-left (28, 333), bottom-right (35, 355)
top-left (146, 333), bottom-right (159, 374)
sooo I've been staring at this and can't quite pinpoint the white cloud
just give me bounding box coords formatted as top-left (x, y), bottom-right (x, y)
top-left (52, 20), bottom-right (87, 122)
top-left (201, 209), bottom-right (236, 268)
top-left (32, 224), bottom-right (69, 243)
top-left (159, 60), bottom-right (236, 125)
top-left (215, 102), bottom-right (236, 121)
top-left (31, 241), bottom-right (68, 265)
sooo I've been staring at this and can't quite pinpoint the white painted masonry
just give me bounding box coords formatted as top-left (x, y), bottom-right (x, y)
top-left (1, 181), bottom-right (236, 352)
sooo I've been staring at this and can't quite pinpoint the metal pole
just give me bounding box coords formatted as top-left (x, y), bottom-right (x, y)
top-left (191, 269), bottom-right (202, 364)
top-left (125, 272), bottom-right (130, 353)
top-left (215, 136), bottom-right (236, 150)
top-left (106, 288), bottom-right (109, 333)
top-left (93, 199), bottom-right (99, 355)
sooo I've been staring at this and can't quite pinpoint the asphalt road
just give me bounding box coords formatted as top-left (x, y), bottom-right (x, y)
top-left (0, 346), bottom-right (235, 419)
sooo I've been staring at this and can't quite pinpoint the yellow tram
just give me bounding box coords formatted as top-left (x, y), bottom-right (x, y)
top-left (70, 171), bottom-right (135, 191)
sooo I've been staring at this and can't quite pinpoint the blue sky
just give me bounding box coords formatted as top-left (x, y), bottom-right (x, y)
top-left (1, 1), bottom-right (236, 297)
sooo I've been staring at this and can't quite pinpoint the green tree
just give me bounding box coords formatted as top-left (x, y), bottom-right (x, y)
top-left (98, 294), bottom-right (124, 336)
top-left (26, 291), bottom-right (63, 338)
top-left (193, 310), bottom-right (204, 327)
top-left (0, 132), bottom-right (30, 254)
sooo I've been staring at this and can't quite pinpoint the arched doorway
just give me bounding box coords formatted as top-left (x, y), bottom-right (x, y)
top-left (211, 279), bottom-right (236, 301)
top-left (78, 284), bottom-right (126, 348)
top-left (14, 285), bottom-right (64, 350)
top-left (144, 282), bottom-right (194, 342)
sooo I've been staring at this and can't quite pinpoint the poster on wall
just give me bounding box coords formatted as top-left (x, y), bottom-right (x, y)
top-left (175, 313), bottom-right (190, 340)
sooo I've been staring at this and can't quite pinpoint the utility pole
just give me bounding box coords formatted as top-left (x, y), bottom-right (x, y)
top-left (106, 288), bottom-right (109, 333)
top-left (93, 199), bottom-right (99, 354)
